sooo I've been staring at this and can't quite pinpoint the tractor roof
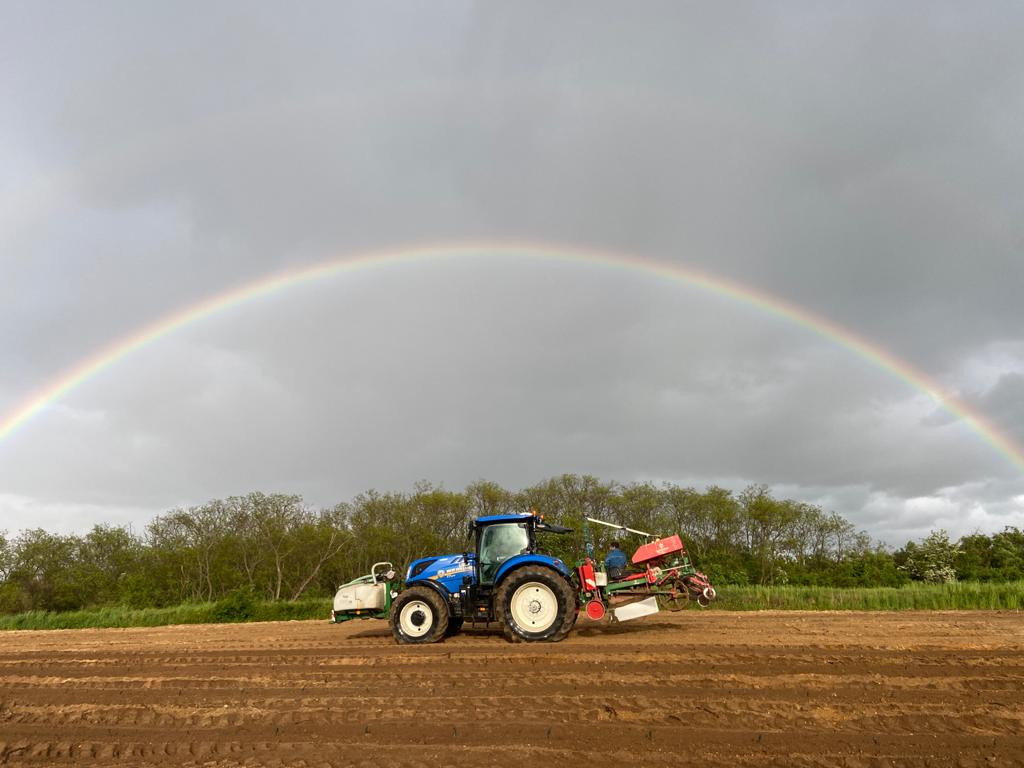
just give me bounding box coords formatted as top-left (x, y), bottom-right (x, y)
top-left (473, 513), bottom-right (535, 525)
top-left (471, 513), bottom-right (573, 535)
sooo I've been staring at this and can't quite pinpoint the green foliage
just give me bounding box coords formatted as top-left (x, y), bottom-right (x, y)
top-left (716, 580), bottom-right (1024, 611)
top-left (519, 474), bottom-right (616, 564)
top-left (212, 588), bottom-right (259, 622)
top-left (898, 530), bottom-right (962, 583)
top-left (0, 531), bottom-right (10, 579)
top-left (6, 529), bottom-right (84, 611)
top-left (953, 528), bottom-right (1024, 582)
top-left (1, 476), bottom-right (1022, 622)
top-left (0, 597), bottom-right (328, 631)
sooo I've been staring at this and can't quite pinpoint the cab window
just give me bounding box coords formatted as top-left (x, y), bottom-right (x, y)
top-left (478, 523), bottom-right (530, 583)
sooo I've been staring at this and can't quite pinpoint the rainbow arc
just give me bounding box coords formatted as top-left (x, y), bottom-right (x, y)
top-left (1, 241), bottom-right (1021, 473)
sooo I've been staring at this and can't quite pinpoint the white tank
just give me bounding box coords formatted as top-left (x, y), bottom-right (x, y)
top-left (333, 582), bottom-right (386, 612)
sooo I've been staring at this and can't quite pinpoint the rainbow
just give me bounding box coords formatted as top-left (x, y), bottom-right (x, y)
top-left (2, 241), bottom-right (1021, 473)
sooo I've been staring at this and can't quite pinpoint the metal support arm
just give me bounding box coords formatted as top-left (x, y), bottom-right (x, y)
top-left (584, 517), bottom-right (657, 539)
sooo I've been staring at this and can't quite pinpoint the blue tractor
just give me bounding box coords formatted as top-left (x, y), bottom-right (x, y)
top-left (332, 512), bottom-right (578, 643)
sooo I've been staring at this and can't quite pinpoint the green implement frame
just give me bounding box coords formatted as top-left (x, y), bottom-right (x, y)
top-left (330, 563), bottom-right (396, 623)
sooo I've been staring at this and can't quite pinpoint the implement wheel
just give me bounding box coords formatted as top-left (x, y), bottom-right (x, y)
top-left (656, 577), bottom-right (689, 611)
top-left (495, 567), bottom-right (577, 643)
top-left (656, 591), bottom-right (688, 612)
top-left (390, 586), bottom-right (449, 644)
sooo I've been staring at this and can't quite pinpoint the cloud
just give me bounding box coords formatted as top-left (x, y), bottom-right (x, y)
top-left (0, 492), bottom-right (157, 537)
top-left (1, 2), bottom-right (1022, 540)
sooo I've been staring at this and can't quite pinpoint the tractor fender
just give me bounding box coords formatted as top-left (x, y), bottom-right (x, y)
top-left (404, 578), bottom-right (454, 609)
top-left (493, 554), bottom-right (571, 586)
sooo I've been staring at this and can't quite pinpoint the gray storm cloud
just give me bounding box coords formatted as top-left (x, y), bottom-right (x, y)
top-left (1, 1), bottom-right (1022, 542)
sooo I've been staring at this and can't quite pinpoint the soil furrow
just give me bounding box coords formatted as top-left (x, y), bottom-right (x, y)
top-left (0, 610), bottom-right (1021, 767)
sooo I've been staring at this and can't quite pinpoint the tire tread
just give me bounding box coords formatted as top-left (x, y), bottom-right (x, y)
top-left (389, 585), bottom-right (449, 644)
top-left (495, 566), bottom-right (577, 643)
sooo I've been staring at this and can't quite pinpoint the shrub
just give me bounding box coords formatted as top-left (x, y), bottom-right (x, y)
top-left (212, 588), bottom-right (259, 622)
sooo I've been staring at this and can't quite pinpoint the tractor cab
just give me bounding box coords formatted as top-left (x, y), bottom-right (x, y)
top-left (469, 513), bottom-right (571, 584)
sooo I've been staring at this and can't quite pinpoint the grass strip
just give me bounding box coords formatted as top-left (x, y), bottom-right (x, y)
top-left (0, 597), bottom-right (329, 631)
top-left (712, 580), bottom-right (1024, 611)
top-left (1, 581), bottom-right (1021, 631)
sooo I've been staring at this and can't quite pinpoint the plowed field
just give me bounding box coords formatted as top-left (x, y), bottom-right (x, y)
top-left (1, 611), bottom-right (1022, 767)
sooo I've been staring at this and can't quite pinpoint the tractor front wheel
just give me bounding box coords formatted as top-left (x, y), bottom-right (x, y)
top-left (390, 586), bottom-right (449, 644)
top-left (495, 567), bottom-right (576, 643)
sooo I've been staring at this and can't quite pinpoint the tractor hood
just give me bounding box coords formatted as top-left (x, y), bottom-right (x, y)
top-left (406, 553), bottom-right (477, 594)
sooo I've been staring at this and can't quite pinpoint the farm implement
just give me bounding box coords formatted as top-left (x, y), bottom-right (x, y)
top-left (576, 517), bottom-right (717, 623)
top-left (331, 511), bottom-right (716, 643)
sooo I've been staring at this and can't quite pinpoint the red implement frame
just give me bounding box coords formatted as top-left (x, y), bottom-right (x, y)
top-left (630, 535), bottom-right (685, 565)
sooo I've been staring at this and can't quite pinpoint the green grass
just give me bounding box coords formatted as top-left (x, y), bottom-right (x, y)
top-left (0, 597), bottom-right (329, 631)
top-left (2, 581), bottom-right (1021, 631)
top-left (712, 580), bottom-right (1024, 611)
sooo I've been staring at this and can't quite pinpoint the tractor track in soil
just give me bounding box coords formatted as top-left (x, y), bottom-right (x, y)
top-left (0, 612), bottom-right (1022, 767)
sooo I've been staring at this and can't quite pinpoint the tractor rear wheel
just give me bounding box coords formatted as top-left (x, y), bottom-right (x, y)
top-left (390, 586), bottom-right (449, 644)
top-left (495, 567), bottom-right (577, 643)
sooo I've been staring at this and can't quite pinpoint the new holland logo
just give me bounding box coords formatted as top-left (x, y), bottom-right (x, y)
top-left (432, 564), bottom-right (474, 579)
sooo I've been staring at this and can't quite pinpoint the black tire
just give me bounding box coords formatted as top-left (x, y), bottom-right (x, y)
top-left (390, 586), bottom-right (449, 644)
top-left (495, 567), bottom-right (577, 643)
top-left (445, 617), bottom-right (464, 637)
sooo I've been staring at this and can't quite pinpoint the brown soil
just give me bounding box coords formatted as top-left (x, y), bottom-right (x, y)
top-left (1, 611), bottom-right (1022, 767)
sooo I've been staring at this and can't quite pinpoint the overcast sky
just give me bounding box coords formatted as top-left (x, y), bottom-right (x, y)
top-left (2, 2), bottom-right (1023, 545)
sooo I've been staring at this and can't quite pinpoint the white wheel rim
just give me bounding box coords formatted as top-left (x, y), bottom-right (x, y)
top-left (510, 581), bottom-right (559, 632)
top-left (399, 600), bottom-right (433, 637)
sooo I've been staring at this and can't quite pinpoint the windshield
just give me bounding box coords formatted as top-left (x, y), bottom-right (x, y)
top-left (478, 523), bottom-right (530, 583)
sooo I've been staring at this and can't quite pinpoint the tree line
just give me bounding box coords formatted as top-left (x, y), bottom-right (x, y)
top-left (1, 475), bottom-right (1022, 614)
